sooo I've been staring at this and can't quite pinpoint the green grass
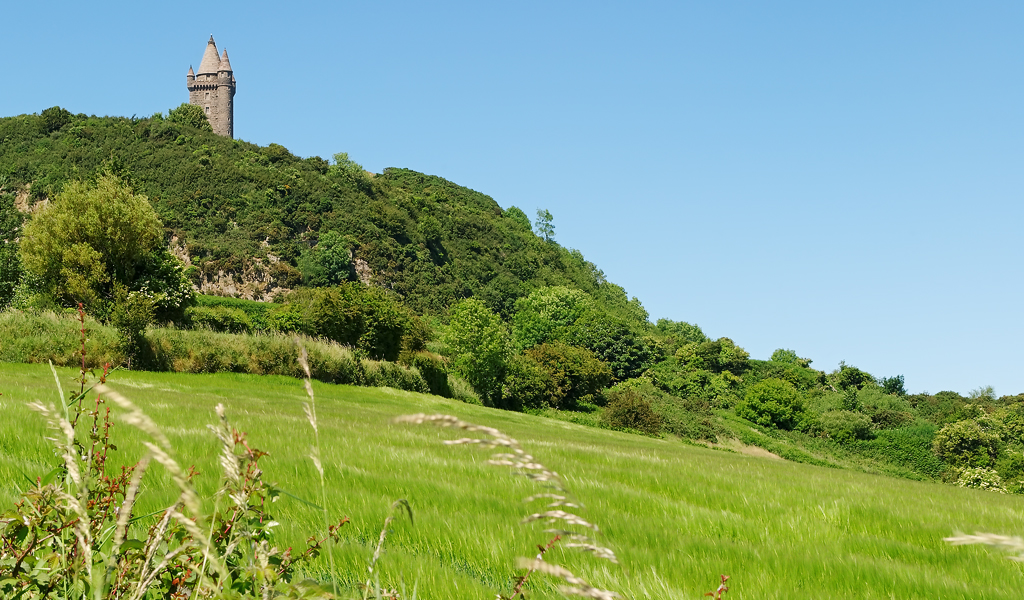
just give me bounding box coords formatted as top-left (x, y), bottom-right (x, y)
top-left (2, 362), bottom-right (1024, 599)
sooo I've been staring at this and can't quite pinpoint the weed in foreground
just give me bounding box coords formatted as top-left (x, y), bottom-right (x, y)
top-left (0, 366), bottom-right (345, 599)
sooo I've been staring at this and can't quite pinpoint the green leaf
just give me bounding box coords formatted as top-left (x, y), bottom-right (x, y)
top-left (40, 467), bottom-right (62, 487)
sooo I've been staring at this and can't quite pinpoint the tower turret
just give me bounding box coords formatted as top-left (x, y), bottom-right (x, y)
top-left (187, 36), bottom-right (236, 138)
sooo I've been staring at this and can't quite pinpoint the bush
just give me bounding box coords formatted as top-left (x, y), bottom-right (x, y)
top-left (611, 378), bottom-right (718, 441)
top-left (362, 360), bottom-right (429, 393)
top-left (954, 467), bottom-right (1007, 493)
top-left (110, 286), bottom-right (154, 366)
top-left (447, 374), bottom-right (482, 405)
top-left (501, 353), bottom-right (557, 411)
top-left (817, 410), bottom-right (874, 444)
top-left (602, 390), bottom-right (663, 436)
top-left (735, 378), bottom-right (805, 430)
top-left (856, 424), bottom-right (946, 480)
top-left (187, 305), bottom-right (254, 333)
top-left (933, 420), bottom-right (1000, 468)
top-left (400, 351), bottom-right (452, 398)
top-left (167, 102), bottom-right (212, 131)
top-left (525, 341), bottom-right (612, 410)
top-left (646, 358), bottom-right (738, 407)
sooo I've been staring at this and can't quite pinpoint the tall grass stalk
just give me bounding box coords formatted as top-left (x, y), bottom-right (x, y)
top-left (297, 345), bottom-right (339, 597)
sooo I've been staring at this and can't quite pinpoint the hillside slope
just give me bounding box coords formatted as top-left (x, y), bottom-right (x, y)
top-left (2, 363), bottom-right (1022, 600)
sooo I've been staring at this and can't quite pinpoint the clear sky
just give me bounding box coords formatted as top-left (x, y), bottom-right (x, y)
top-left (3, 1), bottom-right (1022, 395)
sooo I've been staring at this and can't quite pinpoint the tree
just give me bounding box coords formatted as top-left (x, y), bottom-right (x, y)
top-left (880, 374), bottom-right (907, 396)
top-left (19, 173), bottom-right (193, 319)
top-left (535, 208), bottom-right (555, 242)
top-left (771, 348), bottom-right (812, 368)
top-left (39, 106), bottom-right (72, 134)
top-left (441, 298), bottom-right (510, 406)
top-left (511, 286), bottom-right (592, 350)
top-left (298, 231), bottom-right (351, 286)
top-left (525, 341), bottom-right (612, 410)
top-left (735, 378), bottom-right (805, 430)
top-left (167, 103), bottom-right (212, 131)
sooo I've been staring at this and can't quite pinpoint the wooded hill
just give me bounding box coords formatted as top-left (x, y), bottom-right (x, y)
top-left (0, 107), bottom-right (635, 319)
top-left (3, 106), bottom-right (1024, 495)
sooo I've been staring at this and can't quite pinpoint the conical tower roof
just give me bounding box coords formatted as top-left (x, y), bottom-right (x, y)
top-left (197, 36), bottom-right (221, 75)
top-left (219, 49), bottom-right (233, 72)
top-left (187, 65), bottom-right (195, 77)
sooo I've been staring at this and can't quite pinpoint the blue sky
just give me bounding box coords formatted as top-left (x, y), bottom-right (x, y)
top-left (3, 1), bottom-right (1022, 395)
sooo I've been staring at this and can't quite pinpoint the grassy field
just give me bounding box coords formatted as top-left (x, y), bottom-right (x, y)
top-left (2, 362), bottom-right (1023, 599)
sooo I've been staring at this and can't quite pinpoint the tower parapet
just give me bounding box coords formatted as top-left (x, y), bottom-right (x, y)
top-left (186, 36), bottom-right (236, 138)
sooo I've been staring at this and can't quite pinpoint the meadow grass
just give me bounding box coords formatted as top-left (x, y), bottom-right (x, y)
top-left (2, 362), bottom-right (1024, 599)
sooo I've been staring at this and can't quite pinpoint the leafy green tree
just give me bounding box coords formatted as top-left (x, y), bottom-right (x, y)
top-left (535, 208), bottom-right (555, 242)
top-left (442, 298), bottom-right (510, 406)
top-left (736, 378), bottom-right (805, 430)
top-left (880, 374), bottom-right (907, 396)
top-left (770, 348), bottom-right (813, 368)
top-left (676, 338), bottom-right (749, 375)
top-left (654, 319), bottom-right (708, 355)
top-left (828, 362), bottom-right (875, 392)
top-left (504, 206), bottom-right (532, 231)
top-left (502, 354), bottom-right (557, 411)
top-left (167, 103), bottom-right (212, 131)
top-left (299, 231), bottom-right (351, 286)
top-left (511, 286), bottom-right (592, 350)
top-left (19, 173), bottom-right (192, 318)
top-left (39, 106), bottom-right (72, 134)
top-left (525, 341), bottom-right (612, 410)
top-left (563, 309), bottom-right (660, 381)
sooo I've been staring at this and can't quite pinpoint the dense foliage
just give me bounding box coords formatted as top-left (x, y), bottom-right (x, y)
top-left (3, 106), bottom-right (1022, 493)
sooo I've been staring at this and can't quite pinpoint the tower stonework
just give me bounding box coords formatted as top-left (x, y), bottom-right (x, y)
top-left (186, 36), bottom-right (236, 138)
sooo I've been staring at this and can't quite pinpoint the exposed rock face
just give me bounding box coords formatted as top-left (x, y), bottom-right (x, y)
top-left (354, 257), bottom-right (373, 285)
top-left (170, 236), bottom-right (291, 301)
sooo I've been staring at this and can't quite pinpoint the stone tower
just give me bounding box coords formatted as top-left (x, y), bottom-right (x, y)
top-left (186, 36), bottom-right (236, 138)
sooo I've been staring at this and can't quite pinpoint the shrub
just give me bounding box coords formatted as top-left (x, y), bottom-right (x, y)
top-left (611, 378), bottom-right (719, 441)
top-left (447, 374), bottom-right (482, 405)
top-left (400, 350), bottom-right (452, 398)
top-left (110, 286), bottom-right (154, 366)
top-left (817, 410), bottom-right (874, 444)
top-left (735, 378), bottom-right (805, 430)
top-left (362, 360), bottom-right (429, 393)
top-left (187, 304), bottom-right (254, 333)
top-left (676, 337), bottom-right (749, 374)
top-left (501, 353), bottom-right (557, 411)
top-left (167, 102), bottom-right (212, 131)
top-left (525, 341), bottom-right (612, 410)
top-left (602, 389), bottom-right (662, 436)
top-left (933, 420), bottom-right (1000, 468)
top-left (857, 424), bottom-right (946, 480)
top-left (645, 358), bottom-right (738, 407)
top-left (954, 467), bottom-right (1008, 493)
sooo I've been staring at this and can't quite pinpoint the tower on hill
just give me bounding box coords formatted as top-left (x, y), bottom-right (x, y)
top-left (186, 36), bottom-right (236, 138)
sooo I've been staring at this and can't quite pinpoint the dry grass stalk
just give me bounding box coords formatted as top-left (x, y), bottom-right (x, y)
top-left (945, 532), bottom-right (1024, 561)
top-left (396, 413), bottom-right (619, 599)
